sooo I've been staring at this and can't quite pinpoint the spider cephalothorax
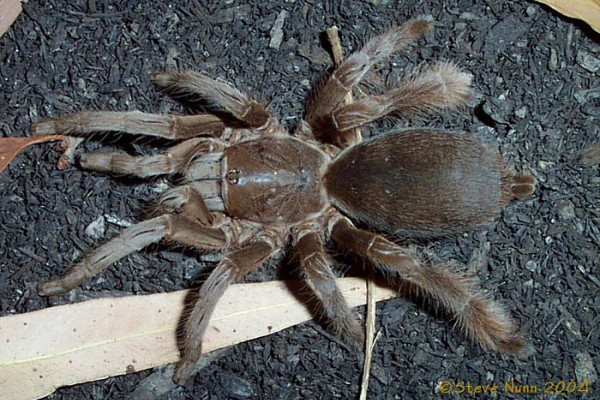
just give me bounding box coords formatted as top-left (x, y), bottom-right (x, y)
top-left (32, 16), bottom-right (535, 384)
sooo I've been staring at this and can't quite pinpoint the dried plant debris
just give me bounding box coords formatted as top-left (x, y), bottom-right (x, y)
top-left (0, 135), bottom-right (66, 173)
top-left (0, 0), bottom-right (599, 399)
top-left (580, 143), bottom-right (600, 166)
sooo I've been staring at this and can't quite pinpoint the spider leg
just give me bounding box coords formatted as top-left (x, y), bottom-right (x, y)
top-left (307, 16), bottom-right (433, 143)
top-left (156, 182), bottom-right (215, 225)
top-left (293, 227), bottom-right (363, 345)
top-left (79, 137), bottom-right (224, 178)
top-left (152, 71), bottom-right (271, 130)
top-left (503, 171), bottom-right (537, 201)
top-left (37, 214), bottom-right (228, 296)
top-left (174, 235), bottom-right (280, 384)
top-left (32, 111), bottom-right (225, 140)
top-left (329, 216), bottom-right (524, 354)
top-left (326, 62), bottom-right (472, 133)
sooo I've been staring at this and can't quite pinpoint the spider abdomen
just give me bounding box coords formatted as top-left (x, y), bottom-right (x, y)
top-left (223, 136), bottom-right (330, 225)
top-left (324, 129), bottom-right (512, 237)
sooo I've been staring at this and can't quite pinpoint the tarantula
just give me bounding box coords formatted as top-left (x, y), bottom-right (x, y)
top-left (33, 16), bottom-right (535, 384)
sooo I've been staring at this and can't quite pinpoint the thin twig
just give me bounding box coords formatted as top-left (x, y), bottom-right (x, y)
top-left (359, 270), bottom-right (379, 400)
top-left (326, 26), bottom-right (362, 143)
top-left (326, 25), bottom-right (374, 400)
top-left (326, 26), bottom-right (344, 67)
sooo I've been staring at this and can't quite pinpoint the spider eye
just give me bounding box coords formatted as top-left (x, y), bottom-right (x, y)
top-left (226, 168), bottom-right (243, 184)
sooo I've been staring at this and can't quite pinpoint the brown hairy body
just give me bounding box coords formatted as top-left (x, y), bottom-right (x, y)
top-left (326, 128), bottom-right (521, 237)
top-left (31, 16), bottom-right (535, 385)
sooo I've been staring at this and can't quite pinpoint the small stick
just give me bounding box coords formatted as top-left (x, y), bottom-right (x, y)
top-left (327, 25), bottom-right (373, 399)
top-left (326, 26), bottom-right (344, 67)
top-left (359, 270), bottom-right (381, 400)
top-left (326, 26), bottom-right (362, 144)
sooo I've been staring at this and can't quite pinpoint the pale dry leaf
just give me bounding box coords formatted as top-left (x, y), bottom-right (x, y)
top-left (0, 0), bottom-right (28, 38)
top-left (0, 278), bottom-right (397, 400)
top-left (531, 0), bottom-right (600, 32)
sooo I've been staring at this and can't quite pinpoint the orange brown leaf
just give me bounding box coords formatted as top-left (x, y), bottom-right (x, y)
top-left (0, 135), bottom-right (67, 173)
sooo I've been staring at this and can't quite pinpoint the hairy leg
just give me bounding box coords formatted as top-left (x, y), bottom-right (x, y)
top-left (326, 62), bottom-right (472, 133)
top-left (37, 214), bottom-right (229, 296)
top-left (307, 16), bottom-right (433, 141)
top-left (152, 71), bottom-right (271, 130)
top-left (329, 216), bottom-right (524, 354)
top-left (32, 111), bottom-right (225, 140)
top-left (293, 228), bottom-right (363, 344)
top-left (79, 137), bottom-right (224, 178)
top-left (173, 237), bottom-right (280, 384)
top-left (502, 170), bottom-right (537, 202)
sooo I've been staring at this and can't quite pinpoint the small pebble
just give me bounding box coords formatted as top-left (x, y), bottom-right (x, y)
top-left (575, 352), bottom-right (597, 384)
top-left (549, 48), bottom-right (558, 70)
top-left (558, 201), bottom-right (576, 220)
top-left (576, 50), bottom-right (600, 73)
top-left (269, 10), bottom-right (288, 50)
top-left (525, 260), bottom-right (538, 272)
top-left (455, 22), bottom-right (467, 31)
top-left (515, 106), bottom-right (528, 119)
top-left (84, 216), bottom-right (106, 240)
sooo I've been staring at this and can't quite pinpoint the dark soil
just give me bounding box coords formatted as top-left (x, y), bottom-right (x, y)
top-left (1, 0), bottom-right (599, 399)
